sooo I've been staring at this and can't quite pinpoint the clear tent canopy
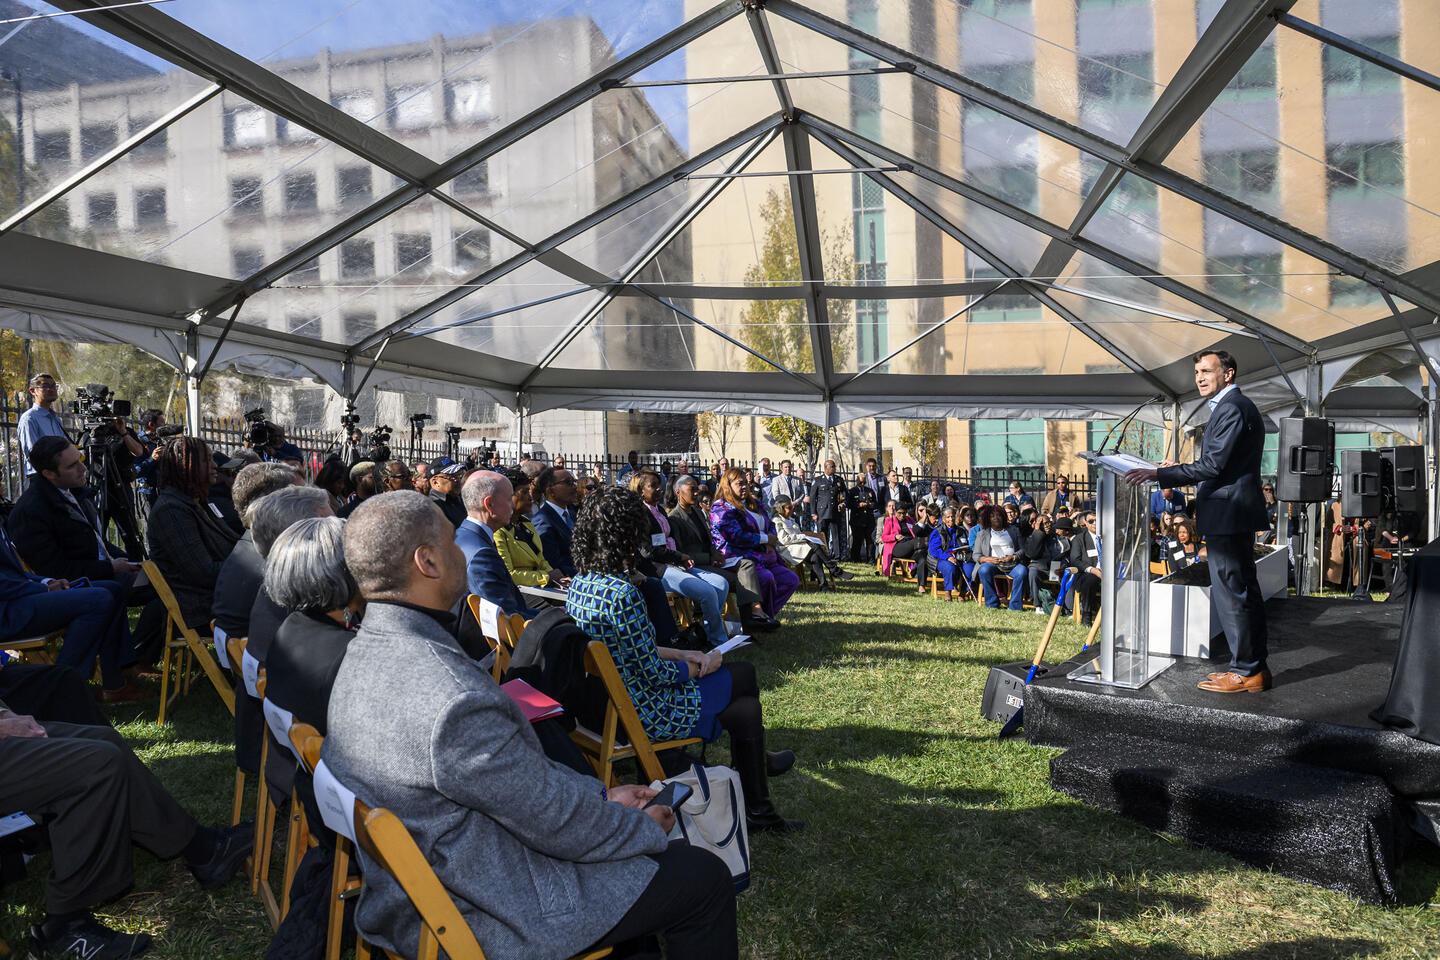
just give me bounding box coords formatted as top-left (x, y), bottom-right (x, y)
top-left (0, 0), bottom-right (1437, 431)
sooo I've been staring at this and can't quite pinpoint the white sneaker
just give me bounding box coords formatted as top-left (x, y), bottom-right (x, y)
top-left (1034, 607), bottom-right (1046, 615)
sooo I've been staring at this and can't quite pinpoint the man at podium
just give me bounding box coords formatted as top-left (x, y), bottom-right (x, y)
top-left (1126, 350), bottom-right (1271, 694)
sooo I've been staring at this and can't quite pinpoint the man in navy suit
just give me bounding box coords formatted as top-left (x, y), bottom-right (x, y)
top-left (532, 466), bottom-right (578, 577)
top-left (1127, 350), bottom-right (1272, 693)
top-left (456, 470), bottom-right (538, 618)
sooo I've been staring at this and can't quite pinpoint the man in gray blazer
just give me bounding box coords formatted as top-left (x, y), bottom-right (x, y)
top-left (324, 491), bottom-right (737, 960)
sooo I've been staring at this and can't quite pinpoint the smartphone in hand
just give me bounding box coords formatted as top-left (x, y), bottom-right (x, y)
top-left (645, 781), bottom-right (693, 811)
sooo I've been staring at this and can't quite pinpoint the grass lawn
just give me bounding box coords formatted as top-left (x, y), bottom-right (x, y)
top-left (5, 565), bottom-right (1440, 958)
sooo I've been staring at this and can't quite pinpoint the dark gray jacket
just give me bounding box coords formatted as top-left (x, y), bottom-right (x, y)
top-left (323, 603), bottom-right (667, 960)
top-left (147, 486), bottom-right (240, 628)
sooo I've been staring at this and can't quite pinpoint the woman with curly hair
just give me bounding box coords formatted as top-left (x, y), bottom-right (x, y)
top-left (146, 436), bottom-right (240, 628)
top-left (708, 468), bottom-right (799, 620)
top-left (566, 485), bottom-right (802, 832)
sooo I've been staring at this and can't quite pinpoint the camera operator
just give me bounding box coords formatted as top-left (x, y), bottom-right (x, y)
top-left (70, 386), bottom-right (147, 560)
top-left (17, 374), bottom-right (69, 474)
top-left (243, 410), bottom-right (305, 467)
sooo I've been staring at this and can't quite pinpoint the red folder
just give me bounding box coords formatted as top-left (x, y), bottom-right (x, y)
top-left (500, 678), bottom-right (564, 723)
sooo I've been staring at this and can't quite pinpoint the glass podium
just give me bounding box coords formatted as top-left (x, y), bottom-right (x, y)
top-left (1067, 452), bottom-right (1175, 689)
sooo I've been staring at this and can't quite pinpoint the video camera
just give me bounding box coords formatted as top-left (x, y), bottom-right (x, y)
top-left (244, 407), bottom-right (278, 450)
top-left (365, 425), bottom-right (393, 463)
top-left (71, 383), bottom-right (131, 437)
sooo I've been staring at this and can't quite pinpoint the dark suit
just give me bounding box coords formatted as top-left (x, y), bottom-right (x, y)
top-left (456, 518), bottom-right (539, 618)
top-left (1156, 386), bottom-right (1269, 674)
top-left (667, 505), bottom-right (763, 610)
top-left (1067, 529), bottom-right (1102, 623)
top-left (7, 479), bottom-right (122, 583)
top-left (266, 610), bottom-right (353, 737)
top-left (146, 487), bottom-right (240, 630)
top-left (532, 500), bottom-right (577, 578)
top-left (877, 484), bottom-right (913, 516)
top-left (809, 474), bottom-right (847, 558)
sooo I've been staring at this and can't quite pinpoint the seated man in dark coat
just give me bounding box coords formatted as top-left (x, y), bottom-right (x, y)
top-left (455, 470), bottom-right (538, 618)
top-left (532, 465), bottom-right (579, 577)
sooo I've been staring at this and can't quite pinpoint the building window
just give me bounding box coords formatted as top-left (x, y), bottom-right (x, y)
top-left (1221, 43), bottom-right (1276, 96)
top-left (80, 123), bottom-right (117, 161)
top-left (447, 78), bottom-right (492, 123)
top-left (1079, 52), bottom-right (1153, 104)
top-left (276, 117), bottom-right (319, 143)
top-left (332, 92), bottom-right (377, 122)
top-left (285, 313), bottom-right (313, 335)
top-left (972, 162), bottom-right (1037, 213)
top-left (966, 61), bottom-right (1034, 102)
top-left (1323, 36), bottom-right (1400, 95)
top-left (343, 311), bottom-right (376, 338)
top-left (1329, 274), bottom-right (1380, 308)
top-left (338, 166), bottom-right (372, 206)
top-left (127, 117), bottom-right (167, 158)
top-left (1326, 141), bottom-right (1403, 197)
top-left (395, 233), bottom-right (432, 273)
top-left (86, 192), bottom-right (117, 229)
top-left (461, 395), bottom-right (498, 423)
top-left (232, 246), bottom-right (265, 277)
top-left (34, 130), bottom-right (71, 164)
top-left (451, 161), bottom-right (489, 197)
top-left (290, 256), bottom-right (320, 283)
top-left (972, 418), bottom-right (1045, 468)
top-left (229, 176), bottom-right (263, 217)
top-left (135, 187), bottom-right (167, 226)
top-left (1086, 419), bottom-right (1164, 461)
top-left (284, 171), bottom-right (318, 213)
top-left (223, 106), bottom-right (267, 148)
top-left (340, 239), bottom-right (374, 278)
top-left (969, 266), bottom-right (1039, 322)
top-left (389, 86), bottom-right (434, 129)
top-left (1205, 148), bottom-right (1278, 200)
top-left (1206, 253), bottom-right (1282, 309)
top-left (455, 230), bottom-right (491, 272)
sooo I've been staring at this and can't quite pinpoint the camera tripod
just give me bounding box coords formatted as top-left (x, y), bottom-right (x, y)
top-left (77, 425), bottom-right (144, 559)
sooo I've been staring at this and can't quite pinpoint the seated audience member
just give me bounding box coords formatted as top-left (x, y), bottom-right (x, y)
top-left (382, 460), bottom-right (412, 494)
top-left (668, 475), bottom-right (777, 633)
top-left (314, 457), bottom-right (352, 511)
top-left (1003, 481), bottom-right (1035, 509)
top-left (410, 459), bottom-right (432, 496)
top-left (878, 500), bottom-right (915, 576)
top-left (211, 462), bottom-right (305, 640)
top-left (632, 470), bottom-right (730, 647)
top-left (576, 474), bottom-right (600, 505)
top-left (336, 461), bottom-right (381, 519)
top-left (456, 470), bottom-right (539, 618)
top-left (532, 465), bottom-right (579, 576)
top-left (427, 458), bottom-right (468, 528)
top-left (1068, 512), bottom-right (1103, 627)
top-left (1171, 517), bottom-right (1205, 567)
top-left (324, 491), bottom-right (737, 959)
top-left (8, 436), bottom-right (166, 664)
top-left (0, 660), bottom-right (106, 727)
top-left (974, 506), bottom-right (1028, 611)
top-left (1055, 505), bottom-right (1072, 519)
top-left (921, 480), bottom-right (948, 511)
top-left (0, 524), bottom-right (142, 703)
top-left (773, 496), bottom-right (851, 590)
top-left (492, 467), bottom-right (566, 592)
top-left (242, 486), bottom-right (337, 665)
top-left (710, 469), bottom-right (799, 621)
top-left (1148, 516), bottom-right (1166, 564)
top-left (902, 504), bottom-right (939, 595)
top-left (1049, 517), bottom-right (1076, 616)
top-left (568, 486), bottom-right (801, 832)
top-left (1022, 514), bottom-right (1068, 614)
top-left (942, 483), bottom-right (958, 505)
top-left (928, 507), bottom-right (970, 602)
top-left (263, 518), bottom-right (360, 736)
top-left (1041, 475), bottom-right (1071, 515)
top-left (209, 450), bottom-right (252, 535)
top-left (1150, 486), bottom-right (1186, 519)
top-left (147, 437), bottom-right (241, 630)
top-left (1003, 502), bottom-right (1033, 539)
top-left (1, 696), bottom-right (251, 958)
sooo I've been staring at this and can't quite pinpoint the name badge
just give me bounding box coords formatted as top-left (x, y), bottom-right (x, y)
top-left (213, 626), bottom-right (229, 670)
top-left (1087, 548), bottom-right (1098, 558)
top-left (208, 502), bottom-right (225, 519)
top-left (652, 533), bottom-right (667, 547)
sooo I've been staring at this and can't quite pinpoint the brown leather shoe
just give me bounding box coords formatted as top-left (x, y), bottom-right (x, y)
top-left (97, 683), bottom-right (153, 704)
top-left (1197, 669), bottom-right (1272, 693)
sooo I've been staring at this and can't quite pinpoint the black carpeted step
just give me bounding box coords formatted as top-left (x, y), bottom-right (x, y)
top-left (1050, 736), bottom-right (1405, 904)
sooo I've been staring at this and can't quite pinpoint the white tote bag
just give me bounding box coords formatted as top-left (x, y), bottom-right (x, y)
top-left (652, 763), bottom-right (750, 893)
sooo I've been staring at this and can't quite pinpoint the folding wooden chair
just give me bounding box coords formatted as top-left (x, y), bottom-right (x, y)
top-left (464, 595), bottom-right (525, 681)
top-left (1, 633), bottom-right (60, 664)
top-left (249, 673), bottom-right (284, 929)
top-left (218, 629), bottom-right (252, 827)
top-left (570, 640), bottom-right (702, 787)
top-left (292, 725), bottom-right (358, 960)
top-left (142, 561), bottom-right (235, 724)
top-left (351, 804), bottom-right (612, 960)
top-left (263, 699), bottom-right (315, 925)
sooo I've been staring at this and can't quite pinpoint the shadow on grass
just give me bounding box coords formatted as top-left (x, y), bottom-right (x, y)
top-left (1022, 938), bottom-right (1381, 959)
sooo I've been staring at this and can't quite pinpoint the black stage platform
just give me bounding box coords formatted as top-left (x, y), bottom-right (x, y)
top-left (1025, 596), bottom-right (1440, 798)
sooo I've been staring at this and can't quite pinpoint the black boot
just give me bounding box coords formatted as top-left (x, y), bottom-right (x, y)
top-left (766, 749), bottom-right (795, 776)
top-left (732, 735), bottom-right (803, 833)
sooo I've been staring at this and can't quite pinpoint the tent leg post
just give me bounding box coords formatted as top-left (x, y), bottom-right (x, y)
top-left (183, 327), bottom-right (201, 435)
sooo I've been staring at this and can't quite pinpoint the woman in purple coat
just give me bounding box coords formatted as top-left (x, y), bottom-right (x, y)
top-left (709, 468), bottom-right (799, 620)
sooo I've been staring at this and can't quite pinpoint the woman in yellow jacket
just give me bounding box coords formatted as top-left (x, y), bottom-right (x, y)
top-left (493, 466), bottom-right (568, 590)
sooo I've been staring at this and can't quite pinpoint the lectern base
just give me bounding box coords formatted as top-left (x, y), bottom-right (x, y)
top-left (1068, 650), bottom-right (1176, 690)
